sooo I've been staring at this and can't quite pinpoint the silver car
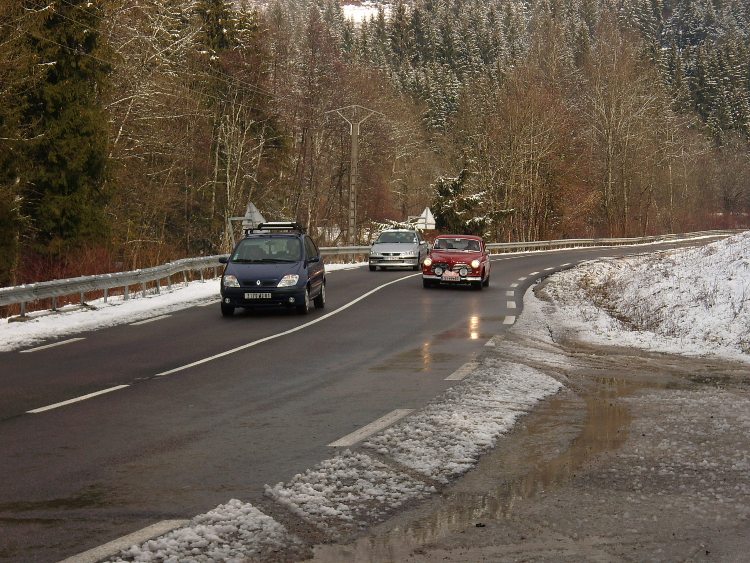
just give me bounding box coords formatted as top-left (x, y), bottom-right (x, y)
top-left (368, 229), bottom-right (429, 271)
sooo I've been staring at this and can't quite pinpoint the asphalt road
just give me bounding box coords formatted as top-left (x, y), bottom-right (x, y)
top-left (0, 241), bottom-right (716, 562)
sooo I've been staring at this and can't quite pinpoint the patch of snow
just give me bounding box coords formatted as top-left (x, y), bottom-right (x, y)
top-left (265, 450), bottom-right (435, 537)
top-left (111, 499), bottom-right (307, 562)
top-left (364, 359), bottom-right (562, 482)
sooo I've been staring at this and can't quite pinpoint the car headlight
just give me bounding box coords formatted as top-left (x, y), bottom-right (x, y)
top-left (459, 267), bottom-right (469, 277)
top-left (471, 259), bottom-right (480, 269)
top-left (423, 257), bottom-right (432, 267)
top-left (434, 266), bottom-right (444, 276)
top-left (223, 275), bottom-right (240, 288)
top-left (277, 274), bottom-right (299, 287)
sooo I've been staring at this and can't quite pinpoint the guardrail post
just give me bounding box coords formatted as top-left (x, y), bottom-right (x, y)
top-left (167, 275), bottom-right (172, 291)
top-left (52, 297), bottom-right (57, 311)
top-left (141, 283), bottom-right (147, 298)
top-left (183, 271), bottom-right (188, 286)
top-left (200, 269), bottom-right (205, 282)
top-left (80, 291), bottom-right (85, 306)
top-left (20, 301), bottom-right (26, 317)
top-left (155, 279), bottom-right (161, 294)
top-left (124, 286), bottom-right (129, 300)
top-left (104, 288), bottom-right (108, 303)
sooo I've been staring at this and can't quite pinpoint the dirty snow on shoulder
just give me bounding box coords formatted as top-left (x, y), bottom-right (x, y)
top-left (539, 231), bottom-right (750, 363)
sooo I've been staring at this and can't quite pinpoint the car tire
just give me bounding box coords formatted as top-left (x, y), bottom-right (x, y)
top-left (423, 279), bottom-right (433, 288)
top-left (412, 264), bottom-right (420, 271)
top-left (314, 282), bottom-right (326, 309)
top-left (297, 287), bottom-right (311, 314)
top-left (472, 280), bottom-right (483, 290)
top-left (221, 302), bottom-right (235, 317)
top-left (369, 264), bottom-right (376, 271)
top-left (483, 272), bottom-right (490, 287)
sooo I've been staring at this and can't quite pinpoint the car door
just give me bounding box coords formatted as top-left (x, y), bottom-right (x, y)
top-left (304, 236), bottom-right (324, 295)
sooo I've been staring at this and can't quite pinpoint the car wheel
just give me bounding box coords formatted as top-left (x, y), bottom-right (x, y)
top-left (423, 279), bottom-right (433, 288)
top-left (412, 263), bottom-right (420, 271)
top-left (314, 282), bottom-right (326, 309)
top-left (369, 265), bottom-right (376, 271)
top-left (221, 302), bottom-right (235, 317)
top-left (483, 273), bottom-right (490, 287)
top-left (472, 280), bottom-right (483, 290)
top-left (297, 287), bottom-right (311, 314)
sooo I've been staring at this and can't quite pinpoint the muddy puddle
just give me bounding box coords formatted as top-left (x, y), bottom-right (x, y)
top-left (308, 363), bottom-right (666, 562)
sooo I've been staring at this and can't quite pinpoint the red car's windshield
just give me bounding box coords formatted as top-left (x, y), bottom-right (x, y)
top-left (433, 238), bottom-right (481, 252)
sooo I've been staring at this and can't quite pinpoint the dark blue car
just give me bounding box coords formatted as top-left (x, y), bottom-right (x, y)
top-left (219, 222), bottom-right (326, 316)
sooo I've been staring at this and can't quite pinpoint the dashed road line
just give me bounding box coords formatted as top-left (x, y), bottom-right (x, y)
top-left (445, 361), bottom-right (478, 381)
top-left (328, 409), bottom-right (413, 447)
top-left (507, 301), bottom-right (517, 309)
top-left (505, 290), bottom-right (515, 296)
top-left (529, 271), bottom-right (540, 276)
top-left (130, 314), bottom-right (171, 326)
top-left (59, 519), bottom-right (189, 563)
top-left (503, 315), bottom-right (516, 325)
top-left (510, 282), bottom-right (519, 288)
top-left (27, 385), bottom-right (130, 414)
top-left (544, 267), bottom-right (555, 271)
top-left (20, 338), bottom-right (85, 354)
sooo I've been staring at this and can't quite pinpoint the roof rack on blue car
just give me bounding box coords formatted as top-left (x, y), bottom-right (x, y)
top-left (245, 222), bottom-right (305, 236)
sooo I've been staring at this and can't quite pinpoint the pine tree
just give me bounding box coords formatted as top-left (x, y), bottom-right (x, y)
top-left (18, 0), bottom-right (112, 258)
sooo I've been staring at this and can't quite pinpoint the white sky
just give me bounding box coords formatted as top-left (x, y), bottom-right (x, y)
top-left (6, 233), bottom-right (748, 561)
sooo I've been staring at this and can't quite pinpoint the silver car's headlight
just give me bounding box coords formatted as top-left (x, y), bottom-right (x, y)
top-left (277, 274), bottom-right (299, 287)
top-left (223, 275), bottom-right (240, 287)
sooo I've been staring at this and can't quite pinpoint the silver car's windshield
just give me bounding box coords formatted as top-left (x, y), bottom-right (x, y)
top-left (376, 232), bottom-right (417, 244)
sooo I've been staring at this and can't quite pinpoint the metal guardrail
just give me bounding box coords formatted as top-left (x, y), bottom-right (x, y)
top-left (0, 230), bottom-right (739, 318)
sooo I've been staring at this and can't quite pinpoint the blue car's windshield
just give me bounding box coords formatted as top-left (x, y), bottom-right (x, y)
top-left (232, 237), bottom-right (302, 262)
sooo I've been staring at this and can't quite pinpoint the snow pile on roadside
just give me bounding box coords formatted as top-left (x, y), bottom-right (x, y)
top-left (0, 262), bottom-right (366, 352)
top-left (265, 451), bottom-right (435, 537)
top-left (112, 499), bottom-right (307, 562)
top-left (364, 359), bottom-right (563, 483)
top-left (539, 231), bottom-right (750, 362)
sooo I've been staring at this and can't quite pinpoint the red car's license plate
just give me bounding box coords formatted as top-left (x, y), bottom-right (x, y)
top-left (442, 271), bottom-right (460, 280)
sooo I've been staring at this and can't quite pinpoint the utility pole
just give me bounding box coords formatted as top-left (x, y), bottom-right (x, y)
top-left (326, 105), bottom-right (383, 244)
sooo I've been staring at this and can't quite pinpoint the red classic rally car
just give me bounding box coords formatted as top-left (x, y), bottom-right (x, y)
top-left (422, 234), bottom-right (491, 289)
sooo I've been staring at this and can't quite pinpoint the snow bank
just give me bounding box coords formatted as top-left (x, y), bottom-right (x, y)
top-left (539, 231), bottom-right (750, 362)
top-left (112, 499), bottom-right (306, 562)
top-left (364, 359), bottom-right (562, 482)
top-left (265, 451), bottom-right (435, 537)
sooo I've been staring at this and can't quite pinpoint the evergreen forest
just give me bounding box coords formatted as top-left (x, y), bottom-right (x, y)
top-left (1, 0), bottom-right (748, 286)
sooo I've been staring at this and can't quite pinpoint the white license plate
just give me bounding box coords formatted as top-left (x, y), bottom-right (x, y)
top-left (384, 256), bottom-right (400, 261)
top-left (245, 292), bottom-right (271, 299)
top-left (442, 271), bottom-right (460, 280)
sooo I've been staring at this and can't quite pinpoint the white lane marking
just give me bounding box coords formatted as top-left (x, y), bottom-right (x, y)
top-left (27, 385), bottom-right (130, 414)
top-left (505, 290), bottom-right (515, 296)
top-left (517, 276), bottom-right (526, 281)
top-left (561, 263), bottom-right (571, 267)
top-left (544, 267), bottom-right (555, 271)
top-left (59, 519), bottom-right (190, 563)
top-left (503, 316), bottom-right (516, 325)
top-left (130, 314), bottom-right (171, 326)
top-left (529, 271), bottom-right (540, 276)
top-left (510, 282), bottom-right (519, 288)
top-left (507, 301), bottom-right (517, 309)
top-left (20, 338), bottom-right (85, 354)
top-left (445, 361), bottom-right (478, 381)
top-left (328, 409), bottom-right (413, 447)
top-left (158, 273), bottom-right (422, 376)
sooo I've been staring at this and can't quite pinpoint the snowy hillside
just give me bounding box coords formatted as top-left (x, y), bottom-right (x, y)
top-left (537, 231), bottom-right (750, 362)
